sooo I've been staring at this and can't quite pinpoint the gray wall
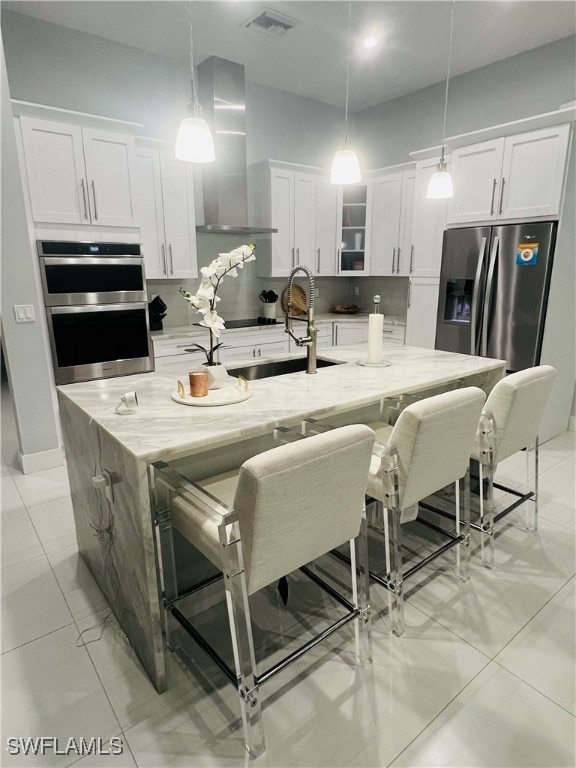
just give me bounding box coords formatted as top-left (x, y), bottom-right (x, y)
top-left (1, 9), bottom-right (344, 164)
top-left (1, 36), bottom-right (61, 464)
top-left (355, 34), bottom-right (576, 167)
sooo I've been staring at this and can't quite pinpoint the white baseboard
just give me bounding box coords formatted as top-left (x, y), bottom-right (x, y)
top-left (568, 415), bottom-right (576, 432)
top-left (18, 446), bottom-right (64, 474)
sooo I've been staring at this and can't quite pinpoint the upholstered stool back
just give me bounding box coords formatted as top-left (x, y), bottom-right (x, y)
top-left (385, 387), bottom-right (486, 511)
top-left (476, 366), bottom-right (556, 465)
top-left (233, 424), bottom-right (375, 595)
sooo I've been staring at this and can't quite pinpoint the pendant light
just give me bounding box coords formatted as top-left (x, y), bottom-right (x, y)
top-left (427, 0), bottom-right (456, 199)
top-left (175, 1), bottom-right (215, 163)
top-left (330, 2), bottom-right (361, 185)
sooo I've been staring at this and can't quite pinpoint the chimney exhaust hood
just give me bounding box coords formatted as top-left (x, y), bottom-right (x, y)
top-left (195, 56), bottom-right (276, 236)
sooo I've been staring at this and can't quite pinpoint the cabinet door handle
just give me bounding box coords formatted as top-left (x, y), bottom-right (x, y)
top-left (397, 247), bottom-right (402, 273)
top-left (335, 325), bottom-right (338, 345)
top-left (409, 245), bottom-right (414, 273)
top-left (161, 244), bottom-right (167, 275)
top-left (291, 247), bottom-right (295, 269)
top-left (407, 282), bottom-right (412, 309)
top-left (90, 180), bottom-right (98, 220)
top-left (498, 178), bottom-right (506, 216)
top-left (80, 179), bottom-right (89, 221)
top-left (316, 248), bottom-right (321, 273)
top-left (296, 247), bottom-right (300, 265)
top-left (337, 249), bottom-right (341, 273)
top-left (490, 178), bottom-right (497, 216)
top-left (168, 244), bottom-right (174, 275)
top-left (392, 247), bottom-right (397, 273)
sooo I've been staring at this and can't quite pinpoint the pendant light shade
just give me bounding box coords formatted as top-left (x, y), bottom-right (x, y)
top-left (426, 0), bottom-right (456, 200)
top-left (331, 3), bottom-right (361, 185)
top-left (330, 145), bottom-right (361, 185)
top-left (426, 158), bottom-right (453, 199)
top-left (175, 2), bottom-right (215, 163)
top-left (175, 110), bottom-right (215, 163)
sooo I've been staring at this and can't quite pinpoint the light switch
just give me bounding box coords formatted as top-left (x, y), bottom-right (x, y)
top-left (14, 304), bottom-right (36, 323)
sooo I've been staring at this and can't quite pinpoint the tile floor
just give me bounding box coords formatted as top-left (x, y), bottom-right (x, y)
top-left (1, 382), bottom-right (575, 767)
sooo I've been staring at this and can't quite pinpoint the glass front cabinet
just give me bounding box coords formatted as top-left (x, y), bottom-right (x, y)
top-left (337, 183), bottom-right (371, 275)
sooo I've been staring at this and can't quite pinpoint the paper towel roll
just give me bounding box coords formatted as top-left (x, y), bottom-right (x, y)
top-left (367, 313), bottom-right (384, 364)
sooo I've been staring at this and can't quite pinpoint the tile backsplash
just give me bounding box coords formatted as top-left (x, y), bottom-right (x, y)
top-left (148, 235), bottom-right (409, 329)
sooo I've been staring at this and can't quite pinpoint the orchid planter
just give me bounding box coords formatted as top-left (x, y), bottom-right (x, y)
top-left (180, 243), bottom-right (256, 380)
top-left (201, 362), bottom-right (229, 390)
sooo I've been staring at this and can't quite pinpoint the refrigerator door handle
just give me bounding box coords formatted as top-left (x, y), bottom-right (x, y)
top-left (470, 237), bottom-right (487, 355)
top-left (482, 236), bottom-right (499, 357)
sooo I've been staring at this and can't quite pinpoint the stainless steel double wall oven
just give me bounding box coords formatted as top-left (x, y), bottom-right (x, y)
top-left (38, 241), bottom-right (154, 384)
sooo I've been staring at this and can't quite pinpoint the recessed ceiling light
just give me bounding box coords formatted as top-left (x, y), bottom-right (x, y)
top-left (363, 36), bottom-right (378, 49)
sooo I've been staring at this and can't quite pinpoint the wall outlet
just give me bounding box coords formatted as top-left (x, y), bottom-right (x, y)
top-left (353, 285), bottom-right (360, 297)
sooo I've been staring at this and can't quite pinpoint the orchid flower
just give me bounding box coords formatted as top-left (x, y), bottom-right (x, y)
top-left (179, 244), bottom-right (256, 364)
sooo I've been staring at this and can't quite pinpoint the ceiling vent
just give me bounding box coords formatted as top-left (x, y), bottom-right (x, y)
top-left (243, 8), bottom-right (299, 37)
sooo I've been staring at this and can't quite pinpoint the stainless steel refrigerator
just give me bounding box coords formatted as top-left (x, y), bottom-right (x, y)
top-left (435, 221), bottom-right (557, 372)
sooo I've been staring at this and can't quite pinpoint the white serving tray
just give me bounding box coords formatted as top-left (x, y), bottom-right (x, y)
top-left (171, 380), bottom-right (253, 407)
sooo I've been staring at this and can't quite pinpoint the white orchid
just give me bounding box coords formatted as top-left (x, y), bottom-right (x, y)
top-left (199, 310), bottom-right (226, 337)
top-left (179, 244), bottom-right (256, 364)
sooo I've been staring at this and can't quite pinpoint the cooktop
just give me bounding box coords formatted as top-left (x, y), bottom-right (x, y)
top-left (194, 318), bottom-right (279, 330)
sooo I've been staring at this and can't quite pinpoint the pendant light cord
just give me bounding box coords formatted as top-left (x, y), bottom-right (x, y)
top-left (187, 1), bottom-right (199, 110)
top-left (343, 1), bottom-right (352, 143)
top-left (440, 0), bottom-right (456, 160)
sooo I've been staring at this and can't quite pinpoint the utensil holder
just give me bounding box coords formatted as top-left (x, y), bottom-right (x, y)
top-left (263, 303), bottom-right (277, 320)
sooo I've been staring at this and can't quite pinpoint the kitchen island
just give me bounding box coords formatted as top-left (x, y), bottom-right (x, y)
top-left (57, 344), bottom-right (505, 691)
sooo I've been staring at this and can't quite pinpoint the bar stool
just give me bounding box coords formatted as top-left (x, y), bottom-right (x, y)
top-left (152, 424), bottom-right (375, 758)
top-left (364, 387), bottom-right (486, 636)
top-left (472, 365), bottom-right (556, 568)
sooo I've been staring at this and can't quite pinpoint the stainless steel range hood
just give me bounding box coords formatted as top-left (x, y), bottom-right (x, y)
top-left (196, 56), bottom-right (276, 236)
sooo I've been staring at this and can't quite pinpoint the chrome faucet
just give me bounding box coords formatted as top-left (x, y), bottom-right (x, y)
top-left (285, 265), bottom-right (317, 374)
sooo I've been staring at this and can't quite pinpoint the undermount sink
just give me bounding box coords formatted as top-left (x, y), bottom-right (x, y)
top-left (227, 357), bottom-right (341, 381)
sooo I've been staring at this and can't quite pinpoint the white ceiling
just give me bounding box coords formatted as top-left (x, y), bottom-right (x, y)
top-left (4, 1), bottom-right (576, 111)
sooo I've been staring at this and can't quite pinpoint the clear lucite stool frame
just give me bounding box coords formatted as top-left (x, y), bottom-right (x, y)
top-left (303, 418), bottom-right (472, 638)
top-left (475, 412), bottom-right (540, 569)
top-left (152, 425), bottom-right (372, 759)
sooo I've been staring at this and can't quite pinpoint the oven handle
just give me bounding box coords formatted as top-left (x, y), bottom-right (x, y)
top-left (40, 256), bottom-right (144, 266)
top-left (48, 302), bottom-right (149, 315)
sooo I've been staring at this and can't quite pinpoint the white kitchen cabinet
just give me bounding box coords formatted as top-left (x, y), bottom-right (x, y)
top-left (314, 177), bottom-right (338, 275)
top-left (20, 116), bottom-right (137, 226)
top-left (447, 124), bottom-right (571, 224)
top-left (134, 147), bottom-right (197, 279)
top-left (252, 162), bottom-right (337, 277)
top-left (447, 139), bottom-right (504, 224)
top-left (333, 322), bottom-right (369, 346)
top-left (337, 184), bottom-right (371, 275)
top-left (370, 166), bottom-right (415, 276)
top-left (223, 339), bottom-right (288, 362)
top-left (405, 278), bottom-right (440, 349)
top-left (410, 156), bottom-right (450, 278)
top-left (220, 328), bottom-right (289, 362)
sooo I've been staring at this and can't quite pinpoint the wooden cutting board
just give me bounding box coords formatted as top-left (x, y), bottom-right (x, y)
top-left (281, 284), bottom-right (307, 316)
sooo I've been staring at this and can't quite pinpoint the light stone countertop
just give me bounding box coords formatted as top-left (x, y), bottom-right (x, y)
top-left (151, 314), bottom-right (405, 342)
top-left (58, 345), bottom-right (505, 464)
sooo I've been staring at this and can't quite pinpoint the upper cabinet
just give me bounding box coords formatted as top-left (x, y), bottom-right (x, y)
top-left (314, 176), bottom-right (338, 276)
top-left (20, 117), bottom-right (138, 227)
top-left (337, 183), bottom-right (371, 276)
top-left (369, 166), bottom-right (415, 276)
top-left (133, 146), bottom-right (197, 280)
top-left (409, 156), bottom-right (450, 278)
top-left (252, 161), bottom-right (337, 277)
top-left (447, 124), bottom-right (571, 224)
